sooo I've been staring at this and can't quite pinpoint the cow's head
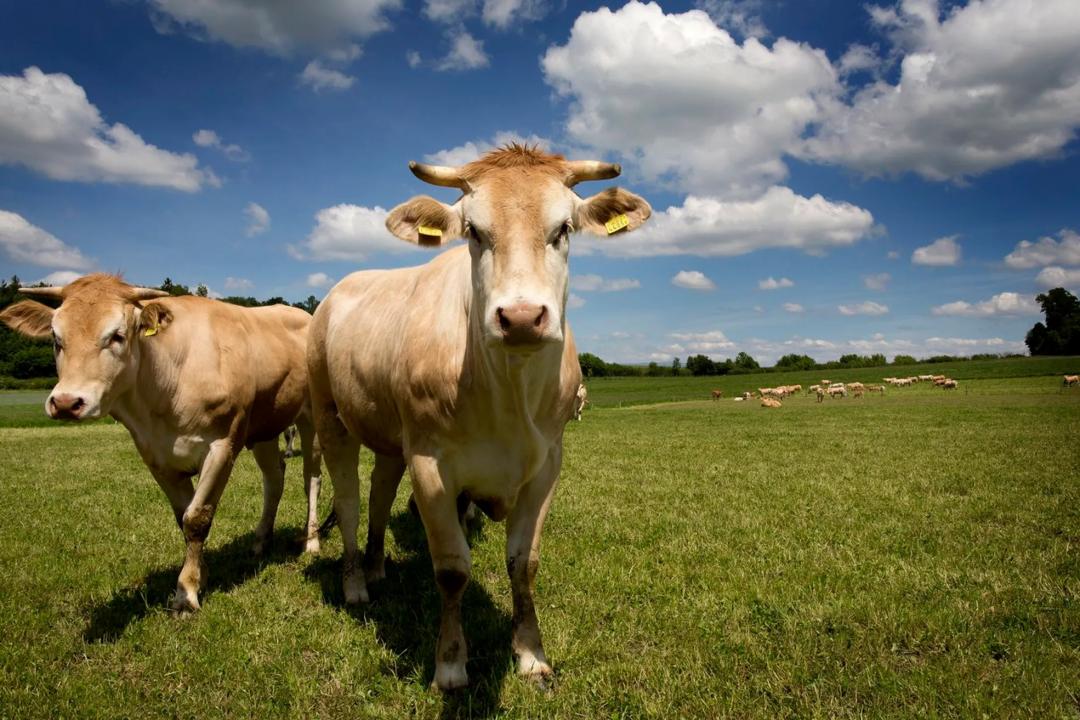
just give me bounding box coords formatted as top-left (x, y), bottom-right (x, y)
top-left (0, 275), bottom-right (169, 420)
top-left (385, 145), bottom-right (651, 352)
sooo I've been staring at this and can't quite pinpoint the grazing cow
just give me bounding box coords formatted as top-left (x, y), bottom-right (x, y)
top-left (933, 377), bottom-right (947, 386)
top-left (943, 379), bottom-right (958, 389)
top-left (816, 386), bottom-right (825, 403)
top-left (0, 276), bottom-right (323, 613)
top-left (761, 397), bottom-right (782, 408)
top-left (1064, 375), bottom-right (1079, 387)
top-left (711, 389), bottom-right (723, 401)
top-left (307, 146), bottom-right (651, 691)
top-left (867, 384), bottom-right (885, 394)
top-left (574, 383), bottom-right (589, 420)
top-left (853, 387), bottom-right (864, 398)
top-left (828, 385), bottom-right (847, 398)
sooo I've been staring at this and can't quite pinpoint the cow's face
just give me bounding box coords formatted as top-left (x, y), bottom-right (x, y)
top-left (386, 146), bottom-right (651, 353)
top-left (0, 276), bottom-right (168, 420)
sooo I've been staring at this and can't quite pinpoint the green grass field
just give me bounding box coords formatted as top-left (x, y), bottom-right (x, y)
top-left (0, 358), bottom-right (1078, 718)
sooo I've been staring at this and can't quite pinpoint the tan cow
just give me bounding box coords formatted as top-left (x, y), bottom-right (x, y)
top-left (574, 383), bottom-right (589, 419)
top-left (0, 275), bottom-right (323, 613)
top-left (307, 146), bottom-right (651, 691)
top-left (710, 389), bottom-right (724, 401)
top-left (761, 397), bottom-right (782, 408)
top-left (1064, 375), bottom-right (1079, 387)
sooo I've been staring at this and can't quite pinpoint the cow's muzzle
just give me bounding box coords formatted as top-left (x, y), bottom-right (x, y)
top-left (496, 303), bottom-right (549, 347)
top-left (47, 392), bottom-right (89, 421)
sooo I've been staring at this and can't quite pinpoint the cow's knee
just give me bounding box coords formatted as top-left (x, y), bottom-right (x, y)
top-left (435, 567), bottom-right (469, 599)
top-left (183, 504), bottom-right (214, 542)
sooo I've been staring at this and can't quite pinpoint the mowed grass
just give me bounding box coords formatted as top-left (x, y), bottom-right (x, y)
top-left (0, 368), bottom-right (1078, 717)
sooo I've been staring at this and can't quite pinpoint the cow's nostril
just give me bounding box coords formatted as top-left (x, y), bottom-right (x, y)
top-left (71, 397), bottom-right (85, 412)
top-left (534, 306), bottom-right (547, 327)
top-left (497, 308), bottom-right (511, 332)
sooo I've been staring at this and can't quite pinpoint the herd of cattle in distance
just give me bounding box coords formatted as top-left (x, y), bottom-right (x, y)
top-left (708, 373), bottom-right (965, 409)
top-left (0, 145), bottom-right (653, 692)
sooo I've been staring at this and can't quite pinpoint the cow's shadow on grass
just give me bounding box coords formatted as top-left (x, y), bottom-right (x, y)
top-left (83, 526), bottom-right (306, 643)
top-left (304, 509), bottom-right (514, 719)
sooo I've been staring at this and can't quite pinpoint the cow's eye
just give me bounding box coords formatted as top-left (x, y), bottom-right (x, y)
top-left (52, 333), bottom-right (62, 353)
top-left (465, 223), bottom-right (482, 245)
top-left (553, 221), bottom-right (572, 247)
top-left (110, 332), bottom-right (125, 346)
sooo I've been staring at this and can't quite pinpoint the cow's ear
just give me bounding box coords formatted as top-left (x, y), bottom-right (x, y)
top-left (575, 187), bottom-right (652, 237)
top-left (386, 195), bottom-right (464, 246)
top-left (137, 302), bottom-right (173, 338)
top-left (0, 300), bottom-right (55, 340)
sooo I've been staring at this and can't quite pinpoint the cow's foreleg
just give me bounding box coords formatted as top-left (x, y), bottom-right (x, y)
top-left (251, 439), bottom-right (286, 557)
top-left (173, 438), bottom-right (236, 613)
top-left (294, 409), bottom-right (323, 553)
top-left (364, 452), bottom-right (406, 583)
top-left (411, 454), bottom-right (471, 691)
top-left (506, 445), bottom-right (560, 688)
top-left (150, 467), bottom-right (195, 530)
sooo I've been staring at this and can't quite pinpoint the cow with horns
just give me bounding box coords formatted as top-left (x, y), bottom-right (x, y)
top-left (307, 145), bottom-right (651, 691)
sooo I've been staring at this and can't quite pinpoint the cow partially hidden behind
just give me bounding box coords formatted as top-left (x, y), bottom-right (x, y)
top-left (0, 275), bottom-right (323, 613)
top-left (308, 145), bottom-right (651, 691)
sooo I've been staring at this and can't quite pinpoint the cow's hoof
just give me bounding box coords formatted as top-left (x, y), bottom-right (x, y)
top-left (170, 591), bottom-right (200, 616)
top-left (343, 577), bottom-right (370, 605)
top-left (304, 537), bottom-right (321, 555)
top-left (431, 664), bottom-right (468, 692)
top-left (520, 659), bottom-right (555, 692)
top-left (364, 555), bottom-right (388, 583)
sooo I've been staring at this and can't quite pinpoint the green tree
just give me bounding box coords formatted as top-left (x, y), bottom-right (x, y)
top-left (733, 352), bottom-right (759, 372)
top-left (671, 357), bottom-right (681, 376)
top-left (579, 353), bottom-right (608, 378)
top-left (686, 354), bottom-right (717, 376)
top-left (892, 354), bottom-right (917, 365)
top-left (775, 353), bottom-right (816, 371)
top-left (293, 295), bottom-right (320, 315)
top-left (1026, 288), bottom-right (1080, 355)
top-left (195, 284), bottom-right (209, 298)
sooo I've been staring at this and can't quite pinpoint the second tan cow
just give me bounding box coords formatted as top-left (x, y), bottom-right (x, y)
top-left (0, 275), bottom-right (323, 613)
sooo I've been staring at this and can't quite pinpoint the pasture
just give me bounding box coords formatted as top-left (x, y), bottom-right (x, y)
top-left (0, 360), bottom-right (1078, 718)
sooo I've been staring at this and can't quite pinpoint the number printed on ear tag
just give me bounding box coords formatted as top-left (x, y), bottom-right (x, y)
top-left (605, 214), bottom-right (629, 235)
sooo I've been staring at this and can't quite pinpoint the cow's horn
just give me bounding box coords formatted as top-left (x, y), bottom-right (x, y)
top-left (565, 160), bottom-right (621, 186)
top-left (130, 287), bottom-right (170, 301)
top-left (19, 286), bottom-right (64, 299)
top-left (409, 161), bottom-right (468, 189)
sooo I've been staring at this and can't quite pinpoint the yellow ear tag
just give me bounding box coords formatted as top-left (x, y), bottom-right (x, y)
top-left (417, 225), bottom-right (443, 243)
top-left (144, 326), bottom-right (158, 337)
top-left (605, 214), bottom-right (630, 235)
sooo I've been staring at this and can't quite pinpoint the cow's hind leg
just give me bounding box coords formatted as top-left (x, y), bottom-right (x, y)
top-left (506, 444), bottom-right (561, 688)
top-left (315, 405), bottom-right (367, 604)
top-left (410, 454), bottom-right (471, 691)
top-left (295, 408), bottom-right (324, 553)
top-left (173, 438), bottom-right (237, 613)
top-left (252, 439), bottom-right (286, 557)
top-left (364, 452), bottom-right (406, 583)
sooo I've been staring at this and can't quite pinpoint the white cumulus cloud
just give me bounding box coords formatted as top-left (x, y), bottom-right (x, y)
top-left (542, 1), bottom-right (838, 198)
top-left (147, 0), bottom-right (400, 56)
top-left (290, 204), bottom-right (423, 262)
top-left (931, 292), bottom-right (1039, 316)
top-left (437, 30), bottom-right (490, 71)
top-left (912, 235), bottom-right (961, 266)
top-left (0, 67), bottom-right (216, 192)
top-left (224, 276), bottom-right (253, 291)
top-left (671, 270), bottom-right (715, 291)
top-left (34, 270), bottom-right (84, 286)
top-left (244, 202), bottom-right (270, 237)
top-left (423, 131), bottom-right (552, 167)
top-left (299, 60), bottom-right (356, 92)
top-left (758, 276), bottom-right (794, 290)
top-left (838, 300), bottom-right (889, 316)
top-left (192, 129), bottom-right (248, 161)
top-left (567, 293), bottom-right (586, 309)
top-left (1035, 267), bottom-right (1080, 289)
top-left (863, 272), bottom-right (891, 291)
top-left (306, 272), bottom-right (335, 288)
top-left (570, 274), bottom-right (641, 292)
top-left (0, 210), bottom-right (93, 270)
top-left (577, 186), bottom-right (875, 258)
top-left (801, 0), bottom-right (1080, 182)
top-left (1004, 229), bottom-right (1080, 269)
top-left (783, 302), bottom-right (804, 313)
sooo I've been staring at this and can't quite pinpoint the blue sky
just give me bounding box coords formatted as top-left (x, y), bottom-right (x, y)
top-left (2, 0), bottom-right (1079, 364)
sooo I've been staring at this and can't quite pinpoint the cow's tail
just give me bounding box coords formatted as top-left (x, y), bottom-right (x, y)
top-left (318, 508), bottom-right (338, 536)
